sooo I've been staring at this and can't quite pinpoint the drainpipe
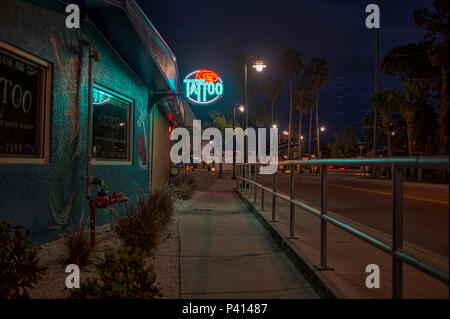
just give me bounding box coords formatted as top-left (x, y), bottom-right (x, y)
top-left (82, 40), bottom-right (100, 220)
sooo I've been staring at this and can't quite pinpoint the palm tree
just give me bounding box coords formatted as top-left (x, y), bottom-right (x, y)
top-left (399, 82), bottom-right (423, 156)
top-left (294, 75), bottom-right (315, 160)
top-left (262, 74), bottom-right (285, 125)
top-left (309, 58), bottom-right (329, 158)
top-left (299, 67), bottom-right (317, 159)
top-left (372, 89), bottom-right (403, 157)
top-left (250, 101), bottom-right (270, 128)
top-left (280, 49), bottom-right (303, 159)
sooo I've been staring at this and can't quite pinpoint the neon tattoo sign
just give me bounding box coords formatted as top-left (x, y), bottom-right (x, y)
top-left (183, 69), bottom-right (223, 104)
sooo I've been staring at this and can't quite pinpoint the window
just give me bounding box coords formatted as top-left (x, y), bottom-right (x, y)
top-left (0, 41), bottom-right (51, 163)
top-left (92, 86), bottom-right (133, 162)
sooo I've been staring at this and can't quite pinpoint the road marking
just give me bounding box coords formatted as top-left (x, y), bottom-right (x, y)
top-left (309, 181), bottom-right (449, 205)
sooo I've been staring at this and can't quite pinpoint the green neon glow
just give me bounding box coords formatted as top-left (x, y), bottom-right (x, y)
top-left (183, 74), bottom-right (224, 104)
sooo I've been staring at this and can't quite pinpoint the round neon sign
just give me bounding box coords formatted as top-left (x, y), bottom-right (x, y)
top-left (183, 69), bottom-right (223, 104)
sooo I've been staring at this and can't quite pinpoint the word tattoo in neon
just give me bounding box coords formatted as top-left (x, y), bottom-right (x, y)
top-left (183, 69), bottom-right (223, 104)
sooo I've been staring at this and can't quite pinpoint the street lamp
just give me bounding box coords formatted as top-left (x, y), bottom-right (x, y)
top-left (243, 57), bottom-right (266, 188)
top-left (232, 105), bottom-right (245, 179)
top-left (252, 61), bottom-right (267, 72)
top-left (316, 125), bottom-right (326, 158)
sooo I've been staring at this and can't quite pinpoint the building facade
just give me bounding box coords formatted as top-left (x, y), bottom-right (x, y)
top-left (0, 0), bottom-right (193, 242)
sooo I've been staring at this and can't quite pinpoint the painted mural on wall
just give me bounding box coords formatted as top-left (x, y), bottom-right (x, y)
top-left (49, 34), bottom-right (84, 225)
top-left (136, 96), bottom-right (148, 171)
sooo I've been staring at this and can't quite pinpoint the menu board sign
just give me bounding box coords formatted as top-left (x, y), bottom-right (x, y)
top-left (0, 46), bottom-right (46, 158)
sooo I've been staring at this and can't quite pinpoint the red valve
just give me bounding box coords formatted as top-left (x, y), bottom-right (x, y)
top-left (88, 181), bottom-right (129, 248)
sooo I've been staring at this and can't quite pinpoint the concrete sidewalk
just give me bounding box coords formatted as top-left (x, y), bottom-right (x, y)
top-left (176, 174), bottom-right (319, 299)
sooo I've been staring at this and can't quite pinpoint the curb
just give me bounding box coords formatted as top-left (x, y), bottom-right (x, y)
top-left (235, 189), bottom-right (337, 299)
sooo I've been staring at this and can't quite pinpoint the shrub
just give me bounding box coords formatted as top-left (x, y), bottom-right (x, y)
top-left (64, 229), bottom-right (92, 267)
top-left (0, 221), bottom-right (45, 299)
top-left (175, 172), bottom-right (196, 189)
top-left (116, 186), bottom-right (173, 254)
top-left (63, 212), bottom-right (92, 267)
top-left (173, 172), bottom-right (196, 200)
top-left (69, 245), bottom-right (161, 299)
top-left (173, 182), bottom-right (194, 200)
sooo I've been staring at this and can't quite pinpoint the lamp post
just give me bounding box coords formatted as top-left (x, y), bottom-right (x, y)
top-left (317, 125), bottom-right (326, 158)
top-left (244, 59), bottom-right (266, 159)
top-left (243, 58), bottom-right (266, 188)
top-left (232, 105), bottom-right (245, 179)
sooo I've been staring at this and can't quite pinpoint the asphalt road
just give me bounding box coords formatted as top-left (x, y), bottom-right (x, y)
top-left (254, 172), bottom-right (449, 257)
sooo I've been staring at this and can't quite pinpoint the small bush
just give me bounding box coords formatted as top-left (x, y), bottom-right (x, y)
top-left (173, 182), bottom-right (194, 200)
top-left (173, 172), bottom-right (196, 200)
top-left (116, 186), bottom-right (173, 254)
top-left (69, 245), bottom-right (161, 299)
top-left (64, 229), bottom-right (92, 267)
top-left (175, 172), bottom-right (196, 189)
top-left (63, 212), bottom-right (92, 266)
top-left (0, 221), bottom-right (45, 299)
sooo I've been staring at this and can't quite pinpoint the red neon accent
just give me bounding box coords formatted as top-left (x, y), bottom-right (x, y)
top-left (173, 121), bottom-right (177, 126)
top-left (195, 70), bottom-right (218, 83)
top-left (168, 113), bottom-right (173, 121)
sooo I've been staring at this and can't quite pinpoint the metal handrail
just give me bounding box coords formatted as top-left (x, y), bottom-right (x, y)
top-left (235, 156), bottom-right (449, 299)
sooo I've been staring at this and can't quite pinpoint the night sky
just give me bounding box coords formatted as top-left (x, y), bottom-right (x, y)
top-left (137, 0), bottom-right (432, 141)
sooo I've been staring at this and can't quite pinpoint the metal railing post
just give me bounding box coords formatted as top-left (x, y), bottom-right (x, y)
top-left (248, 164), bottom-right (252, 197)
top-left (272, 169), bottom-right (277, 221)
top-left (261, 170), bottom-right (265, 210)
top-left (289, 163), bottom-right (296, 238)
top-left (392, 164), bottom-right (404, 299)
top-left (315, 165), bottom-right (333, 270)
top-left (254, 164), bottom-right (257, 203)
top-left (236, 166), bottom-right (239, 191)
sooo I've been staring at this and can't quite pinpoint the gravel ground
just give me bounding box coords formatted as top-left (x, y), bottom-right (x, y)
top-left (27, 212), bottom-right (181, 299)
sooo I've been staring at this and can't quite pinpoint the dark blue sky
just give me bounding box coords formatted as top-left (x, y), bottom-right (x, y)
top-left (137, 0), bottom-right (432, 141)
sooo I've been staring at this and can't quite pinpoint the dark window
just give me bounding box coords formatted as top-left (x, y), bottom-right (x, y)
top-left (0, 43), bottom-right (50, 160)
top-left (92, 87), bottom-right (132, 161)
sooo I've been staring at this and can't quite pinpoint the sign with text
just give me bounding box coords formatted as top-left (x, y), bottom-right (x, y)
top-left (0, 46), bottom-right (46, 158)
top-left (183, 69), bottom-right (223, 105)
top-left (92, 88), bottom-right (131, 161)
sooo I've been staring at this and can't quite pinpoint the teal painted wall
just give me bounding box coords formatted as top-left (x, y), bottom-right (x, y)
top-left (0, 0), bottom-right (152, 242)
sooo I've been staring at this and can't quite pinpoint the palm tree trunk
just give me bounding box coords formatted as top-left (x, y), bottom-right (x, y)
top-left (288, 81), bottom-right (293, 159)
top-left (299, 113), bottom-right (303, 160)
top-left (406, 119), bottom-right (413, 157)
top-left (271, 99), bottom-right (274, 125)
top-left (406, 117), bottom-right (415, 180)
top-left (384, 118), bottom-right (392, 157)
top-left (438, 65), bottom-right (449, 156)
top-left (315, 89), bottom-right (320, 158)
top-left (308, 107), bottom-right (313, 160)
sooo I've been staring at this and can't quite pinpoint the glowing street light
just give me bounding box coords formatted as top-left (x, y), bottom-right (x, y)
top-left (272, 123), bottom-right (278, 129)
top-left (283, 130), bottom-right (289, 135)
top-left (252, 60), bottom-right (267, 72)
top-left (238, 105), bottom-right (245, 112)
top-left (320, 126), bottom-right (326, 132)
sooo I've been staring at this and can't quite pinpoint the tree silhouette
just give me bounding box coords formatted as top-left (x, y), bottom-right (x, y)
top-left (262, 74), bottom-right (285, 125)
top-left (308, 58), bottom-right (329, 158)
top-left (280, 49), bottom-right (303, 159)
